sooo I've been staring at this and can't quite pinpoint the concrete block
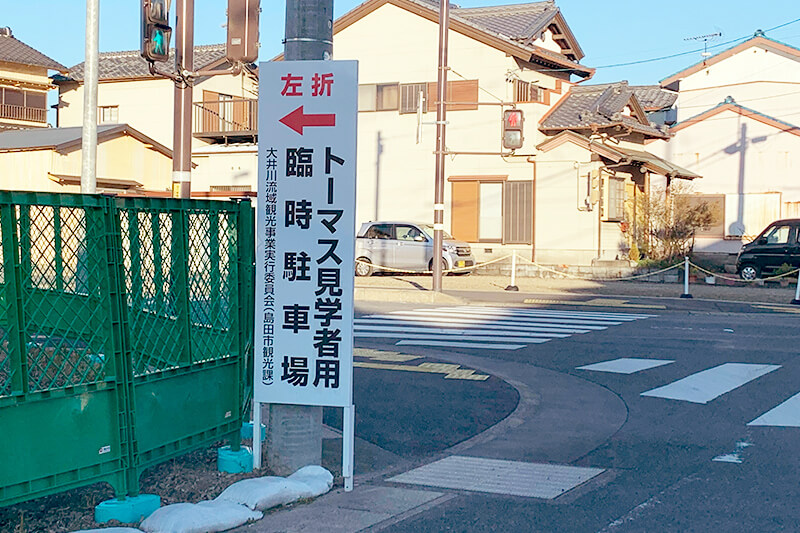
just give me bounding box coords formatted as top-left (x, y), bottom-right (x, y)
top-left (218, 445), bottom-right (253, 473)
top-left (95, 494), bottom-right (161, 524)
top-left (265, 404), bottom-right (323, 476)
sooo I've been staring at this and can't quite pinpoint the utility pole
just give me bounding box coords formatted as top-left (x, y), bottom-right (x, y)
top-left (261, 0), bottom-right (334, 476)
top-left (80, 0), bottom-right (99, 194)
top-left (172, 0), bottom-right (194, 199)
top-left (432, 0), bottom-right (450, 292)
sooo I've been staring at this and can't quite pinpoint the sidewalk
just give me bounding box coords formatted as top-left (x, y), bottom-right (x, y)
top-left (354, 273), bottom-right (799, 306)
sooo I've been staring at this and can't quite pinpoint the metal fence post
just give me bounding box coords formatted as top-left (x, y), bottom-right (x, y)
top-left (0, 203), bottom-right (29, 395)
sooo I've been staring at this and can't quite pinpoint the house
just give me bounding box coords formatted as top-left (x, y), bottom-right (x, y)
top-left (534, 81), bottom-right (698, 263)
top-left (54, 44), bottom-right (259, 195)
top-left (0, 124), bottom-right (173, 194)
top-left (648, 32), bottom-right (800, 255)
top-left (331, 0), bottom-right (693, 264)
top-left (0, 26), bottom-right (67, 131)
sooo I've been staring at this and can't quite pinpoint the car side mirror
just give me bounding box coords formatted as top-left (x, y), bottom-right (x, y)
top-left (414, 235), bottom-right (426, 242)
top-left (757, 237), bottom-right (767, 245)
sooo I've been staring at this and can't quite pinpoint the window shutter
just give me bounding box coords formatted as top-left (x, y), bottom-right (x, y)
top-left (427, 80), bottom-right (479, 111)
top-left (202, 90), bottom-right (220, 132)
top-left (451, 181), bottom-right (479, 242)
top-left (503, 181), bottom-right (533, 244)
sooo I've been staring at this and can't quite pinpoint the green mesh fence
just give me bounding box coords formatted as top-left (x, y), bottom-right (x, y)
top-left (0, 192), bottom-right (253, 509)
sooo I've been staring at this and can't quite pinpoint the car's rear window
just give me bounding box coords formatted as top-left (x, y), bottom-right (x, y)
top-left (365, 224), bottom-right (393, 239)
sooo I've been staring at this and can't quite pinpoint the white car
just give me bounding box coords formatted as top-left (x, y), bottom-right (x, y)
top-left (354, 221), bottom-right (475, 276)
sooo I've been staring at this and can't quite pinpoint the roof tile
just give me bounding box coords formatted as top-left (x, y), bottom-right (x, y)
top-left (68, 44), bottom-right (227, 81)
top-left (0, 31), bottom-right (67, 72)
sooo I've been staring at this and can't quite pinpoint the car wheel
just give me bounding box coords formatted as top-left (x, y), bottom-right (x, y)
top-left (355, 258), bottom-right (373, 277)
top-left (739, 264), bottom-right (760, 281)
top-left (428, 259), bottom-right (449, 275)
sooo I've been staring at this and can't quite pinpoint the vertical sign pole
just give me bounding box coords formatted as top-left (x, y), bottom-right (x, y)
top-left (343, 404), bottom-right (355, 491)
top-left (172, 0), bottom-right (194, 199)
top-left (81, 0), bottom-right (99, 194)
top-left (432, 0), bottom-right (450, 292)
top-left (252, 399), bottom-right (262, 469)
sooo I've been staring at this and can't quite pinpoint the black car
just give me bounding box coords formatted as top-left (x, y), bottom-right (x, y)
top-left (736, 218), bottom-right (800, 280)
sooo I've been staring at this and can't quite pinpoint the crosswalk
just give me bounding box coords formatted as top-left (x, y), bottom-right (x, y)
top-left (578, 357), bottom-right (800, 428)
top-left (355, 306), bottom-right (655, 350)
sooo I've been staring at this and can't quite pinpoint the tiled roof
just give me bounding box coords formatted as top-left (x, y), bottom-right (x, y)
top-left (540, 81), bottom-right (669, 138)
top-left (630, 85), bottom-right (677, 111)
top-left (453, 2), bottom-right (557, 42)
top-left (67, 44), bottom-right (227, 81)
top-left (0, 30), bottom-right (67, 72)
top-left (0, 124), bottom-right (121, 150)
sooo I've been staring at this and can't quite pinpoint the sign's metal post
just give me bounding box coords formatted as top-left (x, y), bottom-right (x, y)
top-left (343, 404), bottom-right (355, 491)
top-left (791, 269), bottom-right (800, 305)
top-left (505, 251), bottom-right (519, 291)
top-left (252, 399), bottom-right (262, 469)
top-left (432, 0), bottom-right (450, 293)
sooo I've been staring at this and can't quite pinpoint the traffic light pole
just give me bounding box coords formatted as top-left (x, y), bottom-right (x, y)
top-left (172, 0), bottom-right (194, 199)
top-left (432, 0), bottom-right (450, 293)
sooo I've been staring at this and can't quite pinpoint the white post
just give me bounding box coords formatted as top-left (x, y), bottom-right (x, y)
top-left (680, 255), bottom-right (693, 299)
top-left (792, 269), bottom-right (800, 305)
top-left (252, 400), bottom-right (262, 469)
top-left (343, 404), bottom-right (355, 492)
top-left (505, 251), bottom-right (519, 291)
top-left (80, 0), bottom-right (99, 194)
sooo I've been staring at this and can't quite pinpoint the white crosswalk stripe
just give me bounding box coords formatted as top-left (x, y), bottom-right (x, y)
top-left (355, 306), bottom-right (653, 351)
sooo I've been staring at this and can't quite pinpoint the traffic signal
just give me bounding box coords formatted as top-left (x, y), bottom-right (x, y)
top-left (502, 109), bottom-right (524, 150)
top-left (141, 0), bottom-right (172, 63)
top-left (227, 0), bottom-right (260, 64)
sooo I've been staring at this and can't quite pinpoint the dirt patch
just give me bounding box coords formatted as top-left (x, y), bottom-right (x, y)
top-left (0, 443), bottom-right (272, 533)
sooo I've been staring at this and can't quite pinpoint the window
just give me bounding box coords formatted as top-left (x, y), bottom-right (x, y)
top-left (513, 80), bottom-right (542, 103)
top-left (365, 224), bottom-right (393, 239)
top-left (358, 85), bottom-right (376, 112)
top-left (376, 84), bottom-right (399, 111)
top-left (396, 225), bottom-right (427, 242)
top-left (764, 224), bottom-right (791, 245)
top-left (427, 80), bottom-right (479, 111)
top-left (25, 91), bottom-right (46, 110)
top-left (2, 88), bottom-right (23, 107)
top-left (605, 178), bottom-right (625, 221)
top-left (98, 105), bottom-right (119, 124)
top-left (400, 83), bottom-right (427, 114)
top-left (450, 177), bottom-right (532, 244)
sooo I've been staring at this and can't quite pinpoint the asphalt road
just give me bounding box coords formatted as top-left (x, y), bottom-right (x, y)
top-left (346, 299), bottom-right (800, 532)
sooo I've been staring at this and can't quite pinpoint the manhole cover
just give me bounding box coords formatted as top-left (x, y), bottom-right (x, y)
top-left (388, 456), bottom-right (604, 499)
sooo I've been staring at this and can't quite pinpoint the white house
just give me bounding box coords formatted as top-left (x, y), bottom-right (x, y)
top-left (649, 33), bottom-right (800, 255)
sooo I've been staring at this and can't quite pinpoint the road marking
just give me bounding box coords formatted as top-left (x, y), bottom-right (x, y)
top-left (577, 358), bottom-right (675, 374)
top-left (523, 298), bottom-right (665, 310)
top-left (437, 306), bottom-right (655, 319)
top-left (356, 332), bottom-right (549, 343)
top-left (354, 348), bottom-right (421, 362)
top-left (389, 456), bottom-right (605, 499)
top-left (358, 316), bottom-right (602, 332)
top-left (396, 340), bottom-right (527, 350)
top-left (748, 392), bottom-right (800, 427)
top-left (752, 305), bottom-right (800, 314)
top-left (355, 324), bottom-right (571, 338)
top-left (354, 361), bottom-right (489, 380)
top-left (356, 307), bottom-right (653, 351)
top-left (641, 363), bottom-right (781, 404)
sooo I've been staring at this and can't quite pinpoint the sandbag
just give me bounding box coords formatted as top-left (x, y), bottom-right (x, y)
top-left (139, 500), bottom-right (262, 533)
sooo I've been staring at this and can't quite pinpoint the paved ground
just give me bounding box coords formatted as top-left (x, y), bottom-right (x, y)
top-left (237, 277), bottom-right (800, 532)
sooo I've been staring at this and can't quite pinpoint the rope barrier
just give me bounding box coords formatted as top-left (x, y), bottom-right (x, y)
top-left (688, 261), bottom-right (799, 283)
top-left (513, 253), bottom-right (685, 282)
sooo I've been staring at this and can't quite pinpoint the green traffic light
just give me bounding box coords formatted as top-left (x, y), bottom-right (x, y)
top-left (153, 29), bottom-right (167, 56)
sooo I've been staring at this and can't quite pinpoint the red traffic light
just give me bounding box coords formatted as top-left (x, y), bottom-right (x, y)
top-left (502, 109), bottom-right (524, 150)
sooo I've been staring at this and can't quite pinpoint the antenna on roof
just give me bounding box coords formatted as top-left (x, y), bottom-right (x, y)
top-left (684, 32), bottom-right (722, 59)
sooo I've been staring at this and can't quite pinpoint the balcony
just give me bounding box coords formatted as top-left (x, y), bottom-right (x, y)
top-left (193, 98), bottom-right (257, 143)
top-left (0, 103), bottom-right (47, 124)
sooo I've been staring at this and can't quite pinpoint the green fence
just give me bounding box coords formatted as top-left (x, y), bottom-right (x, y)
top-left (0, 192), bottom-right (254, 508)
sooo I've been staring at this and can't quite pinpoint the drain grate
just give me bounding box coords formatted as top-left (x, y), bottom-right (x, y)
top-left (389, 456), bottom-right (604, 499)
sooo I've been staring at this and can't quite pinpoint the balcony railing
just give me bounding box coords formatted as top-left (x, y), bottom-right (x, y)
top-left (193, 98), bottom-right (257, 142)
top-left (0, 103), bottom-right (47, 123)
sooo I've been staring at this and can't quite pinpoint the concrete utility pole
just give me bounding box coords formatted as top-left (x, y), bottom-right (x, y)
top-left (172, 0), bottom-right (194, 199)
top-left (80, 0), bottom-right (99, 194)
top-left (262, 0), bottom-right (334, 476)
top-left (432, 0), bottom-right (450, 292)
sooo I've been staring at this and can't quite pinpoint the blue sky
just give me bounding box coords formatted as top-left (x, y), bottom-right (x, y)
top-left (4, 1), bottom-right (800, 85)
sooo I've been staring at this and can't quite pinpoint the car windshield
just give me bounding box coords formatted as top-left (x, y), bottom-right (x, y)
top-left (420, 224), bottom-right (453, 240)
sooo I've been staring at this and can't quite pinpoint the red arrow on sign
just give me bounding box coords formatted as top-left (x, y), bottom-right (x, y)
top-left (279, 105), bottom-right (336, 135)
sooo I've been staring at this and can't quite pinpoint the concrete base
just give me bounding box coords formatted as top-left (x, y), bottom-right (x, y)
top-left (680, 294), bottom-right (694, 299)
top-left (241, 421), bottom-right (267, 442)
top-left (504, 285), bottom-right (519, 291)
top-left (95, 494), bottom-right (160, 524)
top-left (791, 299), bottom-right (800, 306)
top-left (218, 445), bottom-right (253, 473)
top-left (265, 403), bottom-right (323, 476)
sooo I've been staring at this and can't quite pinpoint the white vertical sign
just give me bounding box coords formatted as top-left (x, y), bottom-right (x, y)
top-left (255, 60), bottom-right (357, 408)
